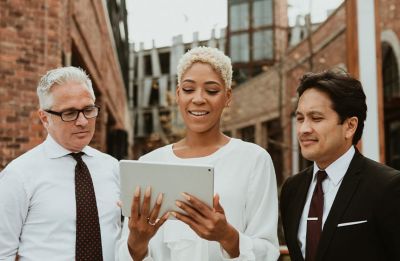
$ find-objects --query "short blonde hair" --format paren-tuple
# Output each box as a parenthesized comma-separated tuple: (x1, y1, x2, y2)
(177, 46, 232, 89)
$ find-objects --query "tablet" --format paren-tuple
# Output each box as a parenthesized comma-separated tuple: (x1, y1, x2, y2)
(120, 160, 214, 218)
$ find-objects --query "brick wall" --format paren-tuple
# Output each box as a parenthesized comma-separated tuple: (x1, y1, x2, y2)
(0, 0, 130, 170)
(380, 0, 400, 37)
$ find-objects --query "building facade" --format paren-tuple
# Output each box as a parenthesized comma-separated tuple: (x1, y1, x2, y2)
(226, 0, 288, 85)
(129, 30, 226, 158)
(222, 0, 400, 188)
(0, 0, 131, 170)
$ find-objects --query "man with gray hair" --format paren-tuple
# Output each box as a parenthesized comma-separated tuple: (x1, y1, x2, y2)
(0, 66, 121, 261)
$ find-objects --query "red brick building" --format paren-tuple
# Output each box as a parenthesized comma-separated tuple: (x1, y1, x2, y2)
(222, 0, 400, 186)
(0, 0, 132, 170)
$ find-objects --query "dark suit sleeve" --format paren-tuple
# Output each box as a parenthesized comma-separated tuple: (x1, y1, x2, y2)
(374, 172, 400, 259)
(280, 177, 289, 227)
(280, 176, 293, 243)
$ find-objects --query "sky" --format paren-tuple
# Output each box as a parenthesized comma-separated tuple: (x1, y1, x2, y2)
(127, 0, 344, 50)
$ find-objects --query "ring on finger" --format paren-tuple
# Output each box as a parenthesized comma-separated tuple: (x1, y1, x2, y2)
(147, 217, 157, 226)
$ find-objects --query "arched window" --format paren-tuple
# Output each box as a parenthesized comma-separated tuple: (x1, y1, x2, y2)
(382, 42, 400, 170)
(382, 43, 400, 101)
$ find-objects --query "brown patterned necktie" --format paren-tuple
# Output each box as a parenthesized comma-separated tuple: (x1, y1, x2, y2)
(306, 170, 328, 261)
(71, 152, 103, 261)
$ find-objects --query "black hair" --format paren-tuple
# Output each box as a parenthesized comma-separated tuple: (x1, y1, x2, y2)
(297, 70, 367, 144)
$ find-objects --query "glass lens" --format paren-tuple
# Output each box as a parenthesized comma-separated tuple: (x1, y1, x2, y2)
(61, 110, 79, 121)
(83, 107, 98, 118)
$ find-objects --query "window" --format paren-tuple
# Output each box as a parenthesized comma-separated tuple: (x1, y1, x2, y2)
(382, 44, 400, 100)
(253, 0, 273, 27)
(230, 2, 249, 31)
(382, 43, 400, 170)
(240, 125, 255, 143)
(230, 33, 250, 62)
(252, 29, 273, 60)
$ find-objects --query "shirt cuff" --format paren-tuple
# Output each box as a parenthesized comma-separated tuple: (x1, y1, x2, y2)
(118, 242, 152, 261)
(220, 231, 255, 260)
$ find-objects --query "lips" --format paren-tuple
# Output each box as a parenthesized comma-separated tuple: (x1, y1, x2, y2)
(73, 131, 89, 136)
(300, 138, 318, 146)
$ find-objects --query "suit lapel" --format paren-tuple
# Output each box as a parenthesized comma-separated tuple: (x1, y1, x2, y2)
(316, 151, 365, 260)
(289, 167, 313, 260)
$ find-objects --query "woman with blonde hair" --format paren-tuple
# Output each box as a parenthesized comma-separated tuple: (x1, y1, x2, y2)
(119, 46, 279, 261)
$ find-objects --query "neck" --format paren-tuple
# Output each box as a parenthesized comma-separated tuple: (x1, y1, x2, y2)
(316, 144, 353, 170)
(173, 130, 230, 158)
(183, 131, 228, 148)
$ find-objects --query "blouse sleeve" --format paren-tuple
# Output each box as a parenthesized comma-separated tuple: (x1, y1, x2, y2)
(220, 150, 280, 260)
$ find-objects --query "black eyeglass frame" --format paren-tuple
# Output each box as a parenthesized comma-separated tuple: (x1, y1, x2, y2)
(45, 105, 100, 122)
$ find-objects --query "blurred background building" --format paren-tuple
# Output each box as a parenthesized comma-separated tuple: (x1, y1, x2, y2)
(1, 0, 399, 179)
(222, 0, 400, 188)
(0, 0, 132, 169)
(128, 29, 226, 158)
(127, 0, 399, 182)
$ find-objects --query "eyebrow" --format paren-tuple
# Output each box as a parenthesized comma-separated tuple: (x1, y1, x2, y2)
(182, 79, 222, 86)
(204, 81, 221, 86)
(295, 110, 324, 116)
(58, 105, 95, 112)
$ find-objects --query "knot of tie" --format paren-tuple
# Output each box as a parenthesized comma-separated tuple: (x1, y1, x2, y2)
(316, 170, 327, 184)
(70, 152, 84, 162)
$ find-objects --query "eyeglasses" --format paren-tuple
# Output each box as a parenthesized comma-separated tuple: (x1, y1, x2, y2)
(45, 105, 100, 122)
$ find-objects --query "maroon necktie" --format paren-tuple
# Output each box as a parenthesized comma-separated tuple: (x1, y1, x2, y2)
(71, 152, 103, 261)
(306, 170, 327, 261)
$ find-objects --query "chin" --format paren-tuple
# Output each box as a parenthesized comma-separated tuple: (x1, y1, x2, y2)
(300, 149, 317, 162)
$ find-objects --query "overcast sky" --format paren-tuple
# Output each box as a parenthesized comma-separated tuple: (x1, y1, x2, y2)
(127, 0, 344, 50)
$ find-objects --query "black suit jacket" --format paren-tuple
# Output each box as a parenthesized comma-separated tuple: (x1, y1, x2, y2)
(280, 150, 400, 261)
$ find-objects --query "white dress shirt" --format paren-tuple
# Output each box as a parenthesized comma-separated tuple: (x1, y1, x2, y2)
(0, 135, 121, 261)
(297, 146, 355, 258)
(118, 138, 280, 261)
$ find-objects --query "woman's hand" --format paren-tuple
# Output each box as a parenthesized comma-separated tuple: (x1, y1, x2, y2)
(127, 186, 169, 261)
(173, 193, 240, 258)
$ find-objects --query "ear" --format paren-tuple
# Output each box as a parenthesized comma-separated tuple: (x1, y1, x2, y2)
(225, 88, 232, 107)
(38, 109, 50, 129)
(344, 116, 358, 140)
(175, 85, 180, 104)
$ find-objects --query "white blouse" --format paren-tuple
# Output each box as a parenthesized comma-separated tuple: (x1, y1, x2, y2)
(118, 138, 279, 261)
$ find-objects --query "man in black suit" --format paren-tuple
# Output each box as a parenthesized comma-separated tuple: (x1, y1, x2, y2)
(280, 71, 400, 261)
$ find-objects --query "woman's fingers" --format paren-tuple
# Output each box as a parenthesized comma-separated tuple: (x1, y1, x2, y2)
(155, 211, 170, 229)
(181, 192, 213, 214)
(140, 186, 152, 217)
(130, 186, 141, 218)
(213, 193, 225, 214)
(172, 211, 198, 229)
(148, 193, 163, 224)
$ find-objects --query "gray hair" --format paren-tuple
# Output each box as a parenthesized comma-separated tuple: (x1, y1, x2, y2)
(177, 46, 233, 89)
(37, 66, 95, 109)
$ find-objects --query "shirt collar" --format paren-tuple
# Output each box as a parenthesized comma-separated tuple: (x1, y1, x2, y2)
(313, 146, 355, 186)
(43, 134, 95, 159)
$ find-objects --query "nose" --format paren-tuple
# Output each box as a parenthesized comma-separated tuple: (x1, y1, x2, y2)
(75, 111, 88, 126)
(297, 118, 312, 136)
(192, 89, 206, 104)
